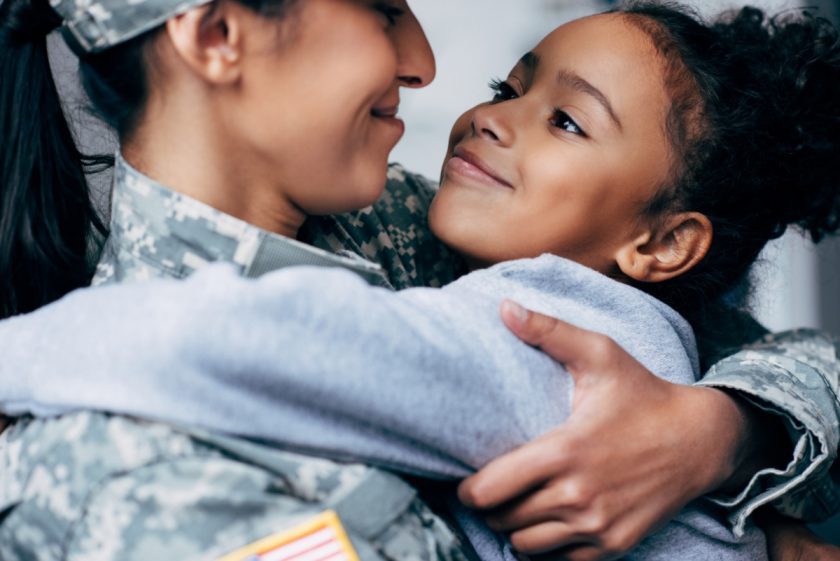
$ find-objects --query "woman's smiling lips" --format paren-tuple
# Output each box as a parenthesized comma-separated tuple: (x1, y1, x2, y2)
(371, 102, 405, 138)
(446, 147, 514, 190)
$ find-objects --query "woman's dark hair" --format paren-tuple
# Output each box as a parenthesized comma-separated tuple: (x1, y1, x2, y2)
(0, 0, 293, 319)
(0, 0, 109, 319)
(80, 0, 296, 138)
(614, 2, 840, 321)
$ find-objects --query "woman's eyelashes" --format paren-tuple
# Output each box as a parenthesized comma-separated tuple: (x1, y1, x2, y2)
(488, 79, 587, 137)
(373, 2, 404, 25)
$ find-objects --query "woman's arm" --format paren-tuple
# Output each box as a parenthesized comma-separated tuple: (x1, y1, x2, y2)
(460, 305, 839, 561)
(763, 516, 840, 561)
(699, 330, 840, 528)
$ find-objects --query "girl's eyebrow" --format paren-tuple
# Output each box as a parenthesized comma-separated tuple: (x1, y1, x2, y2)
(519, 51, 540, 70)
(556, 69, 623, 131)
(519, 50, 623, 131)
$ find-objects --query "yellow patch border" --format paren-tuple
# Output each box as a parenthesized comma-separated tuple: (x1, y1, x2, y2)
(216, 510, 361, 561)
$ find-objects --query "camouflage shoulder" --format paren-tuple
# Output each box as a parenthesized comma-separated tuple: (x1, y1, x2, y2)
(64, 467, 469, 561)
(0, 412, 219, 561)
(377, 164, 467, 288)
(702, 328, 840, 420)
(383, 163, 439, 209)
(702, 328, 838, 411)
(0, 414, 471, 561)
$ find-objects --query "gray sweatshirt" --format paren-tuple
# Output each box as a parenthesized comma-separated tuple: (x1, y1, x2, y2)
(0, 255, 766, 560)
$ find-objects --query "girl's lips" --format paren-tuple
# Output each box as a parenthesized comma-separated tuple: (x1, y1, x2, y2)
(446, 148, 514, 189)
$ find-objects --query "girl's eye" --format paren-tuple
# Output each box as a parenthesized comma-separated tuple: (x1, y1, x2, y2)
(551, 109, 586, 137)
(488, 79, 518, 103)
(374, 2, 404, 25)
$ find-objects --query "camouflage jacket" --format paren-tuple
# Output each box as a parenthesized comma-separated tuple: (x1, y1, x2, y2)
(0, 156, 470, 561)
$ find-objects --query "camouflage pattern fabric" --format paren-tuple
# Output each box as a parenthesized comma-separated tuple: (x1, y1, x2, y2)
(0, 413, 466, 561)
(0, 155, 470, 561)
(700, 329, 840, 532)
(51, 0, 214, 54)
(300, 164, 467, 291)
(93, 154, 396, 288)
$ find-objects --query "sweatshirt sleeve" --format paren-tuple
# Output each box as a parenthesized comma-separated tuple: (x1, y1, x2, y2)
(0, 263, 570, 479)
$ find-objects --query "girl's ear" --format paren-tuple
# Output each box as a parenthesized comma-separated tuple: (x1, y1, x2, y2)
(165, 1, 244, 84)
(615, 212, 713, 284)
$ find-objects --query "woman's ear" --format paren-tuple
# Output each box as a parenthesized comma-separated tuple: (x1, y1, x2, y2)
(615, 212, 713, 284)
(165, 1, 244, 84)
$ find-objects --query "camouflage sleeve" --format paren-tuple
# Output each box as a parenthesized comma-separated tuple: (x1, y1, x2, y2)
(696, 329, 840, 533)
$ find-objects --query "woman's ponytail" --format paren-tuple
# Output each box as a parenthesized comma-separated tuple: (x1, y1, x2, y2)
(0, 0, 108, 319)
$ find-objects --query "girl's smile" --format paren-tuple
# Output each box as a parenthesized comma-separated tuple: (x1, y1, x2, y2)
(445, 146, 514, 191)
(430, 13, 672, 274)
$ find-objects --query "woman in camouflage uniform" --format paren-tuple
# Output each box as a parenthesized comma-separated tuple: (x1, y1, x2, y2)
(0, 1, 473, 560)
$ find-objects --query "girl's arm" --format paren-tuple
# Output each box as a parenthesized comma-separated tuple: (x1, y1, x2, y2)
(0, 263, 571, 478)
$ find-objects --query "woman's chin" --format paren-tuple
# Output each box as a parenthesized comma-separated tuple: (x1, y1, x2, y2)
(342, 161, 392, 211)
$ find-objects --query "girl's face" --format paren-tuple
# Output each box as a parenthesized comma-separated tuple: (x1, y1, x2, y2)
(429, 14, 673, 274)
(231, 0, 434, 215)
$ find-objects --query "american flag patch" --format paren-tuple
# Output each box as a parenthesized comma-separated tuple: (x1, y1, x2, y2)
(216, 511, 361, 561)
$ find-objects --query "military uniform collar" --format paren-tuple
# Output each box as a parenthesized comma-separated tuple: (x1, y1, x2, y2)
(107, 154, 389, 285)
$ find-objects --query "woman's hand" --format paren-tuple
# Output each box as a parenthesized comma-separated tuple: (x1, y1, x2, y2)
(458, 301, 767, 561)
(764, 516, 840, 561)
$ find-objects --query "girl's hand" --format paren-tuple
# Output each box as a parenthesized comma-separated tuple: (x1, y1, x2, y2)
(457, 301, 766, 561)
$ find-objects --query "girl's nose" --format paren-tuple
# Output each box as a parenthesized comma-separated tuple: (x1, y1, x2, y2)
(471, 102, 515, 147)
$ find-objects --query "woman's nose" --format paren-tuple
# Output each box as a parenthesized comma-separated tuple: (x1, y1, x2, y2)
(392, 8, 436, 88)
(471, 102, 515, 146)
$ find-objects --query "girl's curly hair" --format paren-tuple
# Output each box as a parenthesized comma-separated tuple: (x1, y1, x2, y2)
(615, 2, 840, 320)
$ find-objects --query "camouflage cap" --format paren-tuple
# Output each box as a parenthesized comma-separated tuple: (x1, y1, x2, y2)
(51, 0, 213, 54)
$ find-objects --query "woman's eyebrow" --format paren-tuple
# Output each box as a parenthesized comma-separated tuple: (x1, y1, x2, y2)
(556, 69, 623, 131)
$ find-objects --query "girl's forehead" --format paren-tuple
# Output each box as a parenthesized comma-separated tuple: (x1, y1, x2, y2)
(524, 13, 669, 108)
(533, 13, 661, 69)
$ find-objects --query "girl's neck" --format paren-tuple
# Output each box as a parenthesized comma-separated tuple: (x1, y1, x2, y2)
(121, 102, 307, 239)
